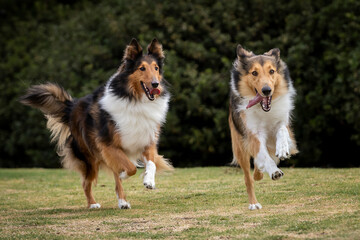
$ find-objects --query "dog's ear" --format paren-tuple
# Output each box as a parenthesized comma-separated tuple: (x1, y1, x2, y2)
(237, 44, 254, 64)
(123, 38, 143, 61)
(147, 38, 165, 60)
(264, 48, 280, 62)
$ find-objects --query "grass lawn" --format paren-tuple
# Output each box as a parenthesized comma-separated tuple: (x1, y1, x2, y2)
(0, 167, 359, 239)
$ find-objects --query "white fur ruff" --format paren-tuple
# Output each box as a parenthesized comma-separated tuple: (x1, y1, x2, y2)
(99, 78, 169, 166)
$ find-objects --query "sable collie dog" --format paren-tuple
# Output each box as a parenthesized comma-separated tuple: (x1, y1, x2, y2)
(229, 45, 298, 210)
(20, 38, 173, 209)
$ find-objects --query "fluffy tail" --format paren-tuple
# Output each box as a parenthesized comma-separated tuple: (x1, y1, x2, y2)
(154, 155, 174, 172)
(19, 83, 72, 116)
(20, 83, 73, 154)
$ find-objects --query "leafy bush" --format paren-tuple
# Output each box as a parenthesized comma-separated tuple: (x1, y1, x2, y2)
(1, 0, 359, 167)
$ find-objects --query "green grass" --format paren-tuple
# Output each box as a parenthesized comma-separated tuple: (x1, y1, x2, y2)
(0, 167, 359, 239)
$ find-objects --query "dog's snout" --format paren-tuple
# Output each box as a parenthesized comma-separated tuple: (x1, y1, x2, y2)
(262, 86, 272, 96)
(151, 81, 159, 88)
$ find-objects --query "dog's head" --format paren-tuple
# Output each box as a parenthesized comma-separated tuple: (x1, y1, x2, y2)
(110, 38, 167, 101)
(232, 45, 290, 112)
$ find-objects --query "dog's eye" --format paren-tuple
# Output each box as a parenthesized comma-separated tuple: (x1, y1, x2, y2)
(252, 71, 258, 76)
(139, 67, 146, 71)
(155, 66, 158, 71)
(269, 69, 275, 74)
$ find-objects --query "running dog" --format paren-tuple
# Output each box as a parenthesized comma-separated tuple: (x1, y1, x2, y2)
(229, 45, 298, 210)
(20, 38, 173, 209)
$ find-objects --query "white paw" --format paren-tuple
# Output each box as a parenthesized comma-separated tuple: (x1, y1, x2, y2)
(270, 168, 284, 180)
(143, 173, 156, 189)
(249, 203, 262, 210)
(119, 171, 129, 180)
(276, 126, 291, 160)
(89, 203, 101, 209)
(143, 159, 156, 189)
(118, 199, 131, 209)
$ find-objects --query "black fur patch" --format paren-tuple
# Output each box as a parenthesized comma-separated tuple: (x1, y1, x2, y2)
(109, 72, 132, 99)
(61, 99, 74, 124)
(229, 92, 246, 137)
(70, 137, 87, 161)
(99, 108, 113, 144)
(282, 64, 291, 86)
(231, 69, 241, 93)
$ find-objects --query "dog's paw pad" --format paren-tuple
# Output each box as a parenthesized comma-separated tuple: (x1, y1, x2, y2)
(271, 170, 284, 180)
(118, 199, 131, 209)
(89, 203, 101, 209)
(249, 203, 262, 210)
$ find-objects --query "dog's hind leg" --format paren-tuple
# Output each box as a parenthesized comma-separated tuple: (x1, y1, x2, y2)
(83, 176, 101, 209)
(79, 163, 101, 209)
(230, 117, 262, 210)
(235, 151, 262, 210)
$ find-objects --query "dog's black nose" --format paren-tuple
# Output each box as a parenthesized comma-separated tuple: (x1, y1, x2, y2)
(151, 82, 159, 88)
(262, 86, 272, 96)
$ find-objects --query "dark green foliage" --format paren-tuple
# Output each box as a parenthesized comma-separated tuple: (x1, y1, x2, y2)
(0, 0, 359, 167)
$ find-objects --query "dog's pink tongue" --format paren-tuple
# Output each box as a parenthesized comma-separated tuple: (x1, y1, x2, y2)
(150, 89, 160, 95)
(246, 93, 263, 109)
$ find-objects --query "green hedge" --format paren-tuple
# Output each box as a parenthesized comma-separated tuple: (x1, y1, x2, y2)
(1, 0, 359, 167)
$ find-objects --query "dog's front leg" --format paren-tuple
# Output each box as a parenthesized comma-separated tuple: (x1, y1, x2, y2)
(275, 125, 292, 160)
(255, 134, 284, 180)
(142, 144, 157, 189)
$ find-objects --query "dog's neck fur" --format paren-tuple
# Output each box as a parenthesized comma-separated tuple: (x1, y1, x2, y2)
(99, 73, 169, 164)
(233, 82, 295, 139)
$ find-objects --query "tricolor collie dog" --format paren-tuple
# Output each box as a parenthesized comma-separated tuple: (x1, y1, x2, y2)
(20, 38, 173, 209)
(229, 45, 298, 210)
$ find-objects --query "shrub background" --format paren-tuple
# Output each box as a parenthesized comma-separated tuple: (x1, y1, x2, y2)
(1, 0, 359, 167)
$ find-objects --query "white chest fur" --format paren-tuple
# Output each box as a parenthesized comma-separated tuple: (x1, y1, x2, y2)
(238, 89, 295, 138)
(99, 89, 169, 163)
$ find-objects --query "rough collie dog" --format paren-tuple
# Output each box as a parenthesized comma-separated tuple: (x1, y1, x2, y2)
(229, 45, 298, 210)
(20, 38, 173, 209)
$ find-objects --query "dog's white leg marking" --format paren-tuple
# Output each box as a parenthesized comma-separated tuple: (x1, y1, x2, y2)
(119, 171, 129, 180)
(143, 157, 156, 189)
(115, 192, 131, 209)
(89, 203, 101, 209)
(249, 203, 262, 210)
(118, 198, 131, 209)
(255, 135, 284, 181)
(276, 125, 292, 160)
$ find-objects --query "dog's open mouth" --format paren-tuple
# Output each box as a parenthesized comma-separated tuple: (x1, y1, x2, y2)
(140, 81, 160, 101)
(246, 89, 272, 112)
